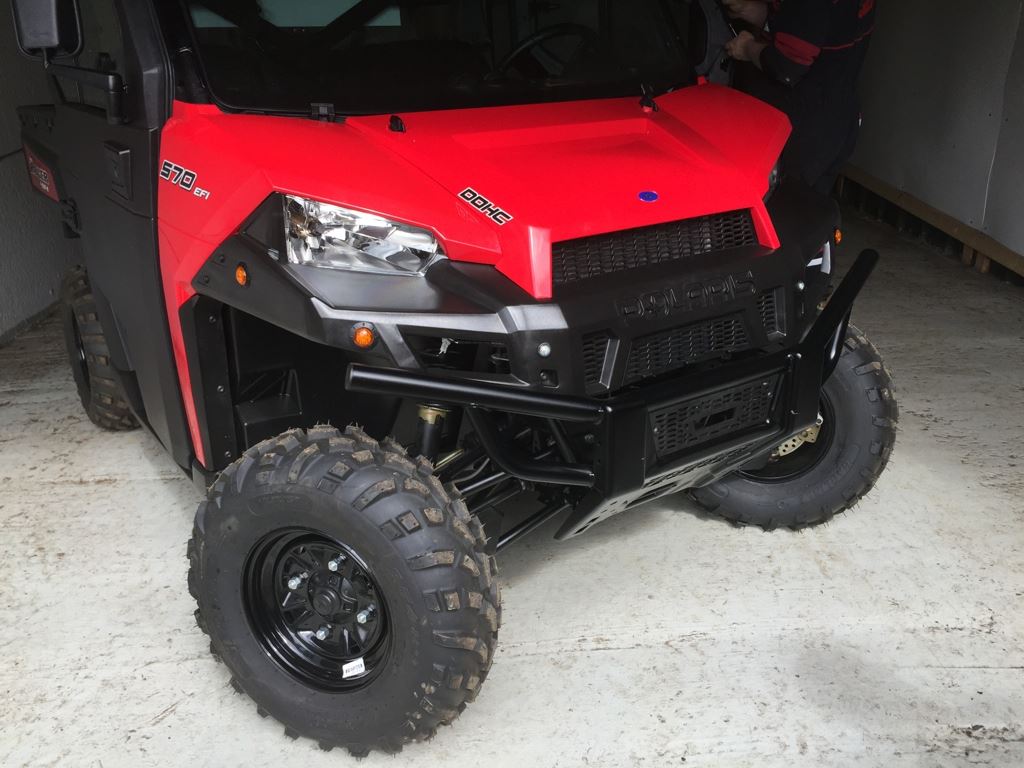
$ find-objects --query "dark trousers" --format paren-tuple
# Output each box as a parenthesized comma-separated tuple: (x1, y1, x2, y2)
(736, 65, 861, 195)
(784, 93, 860, 195)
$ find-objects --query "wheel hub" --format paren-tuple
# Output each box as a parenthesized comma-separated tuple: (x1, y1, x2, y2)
(311, 587, 342, 617)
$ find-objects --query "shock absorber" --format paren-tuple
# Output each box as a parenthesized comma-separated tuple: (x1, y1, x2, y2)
(416, 404, 449, 462)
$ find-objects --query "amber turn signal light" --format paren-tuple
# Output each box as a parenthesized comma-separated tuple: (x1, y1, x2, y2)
(235, 263, 249, 287)
(834, 228, 843, 245)
(352, 325, 376, 349)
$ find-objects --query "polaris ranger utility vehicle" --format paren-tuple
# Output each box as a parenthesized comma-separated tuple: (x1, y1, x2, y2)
(14, 0, 896, 755)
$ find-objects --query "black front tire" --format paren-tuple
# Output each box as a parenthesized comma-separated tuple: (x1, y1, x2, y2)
(690, 326, 897, 530)
(188, 426, 500, 756)
(59, 266, 138, 431)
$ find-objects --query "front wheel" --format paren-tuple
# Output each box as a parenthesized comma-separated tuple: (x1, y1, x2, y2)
(187, 426, 499, 756)
(690, 326, 897, 530)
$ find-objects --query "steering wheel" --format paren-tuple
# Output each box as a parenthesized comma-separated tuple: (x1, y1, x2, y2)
(494, 23, 602, 77)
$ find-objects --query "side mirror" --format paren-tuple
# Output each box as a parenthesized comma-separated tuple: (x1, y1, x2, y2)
(11, 0, 83, 60)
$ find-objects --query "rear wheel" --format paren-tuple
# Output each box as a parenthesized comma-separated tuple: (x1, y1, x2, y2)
(59, 266, 138, 431)
(690, 326, 897, 530)
(188, 426, 499, 756)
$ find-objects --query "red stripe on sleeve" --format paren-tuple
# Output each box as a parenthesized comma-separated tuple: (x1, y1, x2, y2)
(774, 32, 822, 66)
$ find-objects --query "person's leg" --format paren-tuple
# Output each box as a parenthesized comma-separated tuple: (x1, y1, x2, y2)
(785, 97, 859, 195)
(734, 68, 859, 196)
(814, 109, 861, 195)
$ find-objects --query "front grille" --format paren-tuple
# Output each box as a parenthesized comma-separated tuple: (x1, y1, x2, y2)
(581, 331, 611, 387)
(650, 374, 781, 458)
(758, 289, 780, 335)
(553, 210, 758, 286)
(625, 314, 749, 385)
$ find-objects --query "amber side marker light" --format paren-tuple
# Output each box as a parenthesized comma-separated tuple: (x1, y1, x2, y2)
(353, 325, 376, 349)
(835, 228, 843, 245)
(235, 263, 249, 287)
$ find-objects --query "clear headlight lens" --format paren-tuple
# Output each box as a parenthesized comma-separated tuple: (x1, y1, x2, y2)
(283, 195, 444, 275)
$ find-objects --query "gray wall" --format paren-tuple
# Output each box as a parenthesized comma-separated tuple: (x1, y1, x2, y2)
(985, 12, 1024, 255)
(852, 0, 1024, 252)
(0, 16, 79, 341)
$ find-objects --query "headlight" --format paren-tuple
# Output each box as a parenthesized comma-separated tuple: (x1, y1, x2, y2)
(284, 195, 444, 275)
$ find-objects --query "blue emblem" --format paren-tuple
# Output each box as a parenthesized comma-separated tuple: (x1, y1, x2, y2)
(638, 191, 659, 203)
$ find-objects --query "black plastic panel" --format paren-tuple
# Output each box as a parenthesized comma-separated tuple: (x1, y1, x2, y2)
(47, 105, 192, 469)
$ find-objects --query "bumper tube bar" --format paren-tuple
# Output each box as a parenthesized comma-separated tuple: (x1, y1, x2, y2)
(345, 366, 605, 424)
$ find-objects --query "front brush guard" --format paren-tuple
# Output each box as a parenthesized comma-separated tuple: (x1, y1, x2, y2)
(346, 249, 880, 538)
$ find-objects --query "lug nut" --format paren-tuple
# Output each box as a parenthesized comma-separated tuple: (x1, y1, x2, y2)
(287, 571, 310, 591)
(356, 606, 375, 625)
(327, 556, 344, 572)
(315, 625, 330, 641)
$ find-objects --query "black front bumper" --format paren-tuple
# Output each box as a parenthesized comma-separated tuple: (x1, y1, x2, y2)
(347, 249, 878, 538)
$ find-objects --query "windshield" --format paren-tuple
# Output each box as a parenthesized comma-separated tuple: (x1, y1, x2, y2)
(184, 0, 697, 115)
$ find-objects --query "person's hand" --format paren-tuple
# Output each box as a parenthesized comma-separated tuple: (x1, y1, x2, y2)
(721, 0, 769, 27)
(725, 30, 765, 63)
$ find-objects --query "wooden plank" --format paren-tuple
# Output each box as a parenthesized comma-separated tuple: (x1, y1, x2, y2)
(843, 164, 1024, 279)
(961, 244, 975, 266)
(976, 255, 992, 274)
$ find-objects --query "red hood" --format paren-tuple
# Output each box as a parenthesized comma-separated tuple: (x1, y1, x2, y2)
(160, 84, 789, 301)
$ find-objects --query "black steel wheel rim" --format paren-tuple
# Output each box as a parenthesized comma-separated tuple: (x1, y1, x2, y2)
(243, 528, 391, 692)
(739, 394, 837, 483)
(71, 311, 91, 395)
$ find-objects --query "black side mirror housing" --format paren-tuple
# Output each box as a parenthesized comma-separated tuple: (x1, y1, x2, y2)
(11, 0, 83, 59)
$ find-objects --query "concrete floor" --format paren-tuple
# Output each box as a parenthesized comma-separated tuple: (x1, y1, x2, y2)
(2, 213, 1023, 768)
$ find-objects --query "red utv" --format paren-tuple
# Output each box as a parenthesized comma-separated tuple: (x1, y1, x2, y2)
(14, 0, 896, 756)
